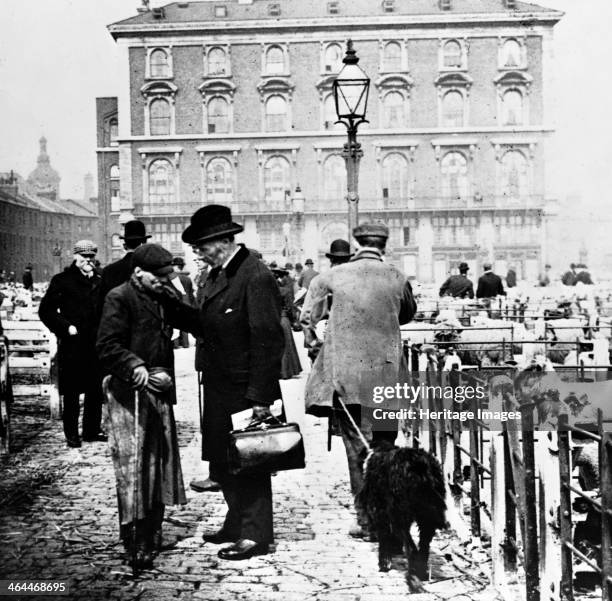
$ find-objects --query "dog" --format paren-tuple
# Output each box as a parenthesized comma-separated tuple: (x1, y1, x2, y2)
(357, 441, 447, 590)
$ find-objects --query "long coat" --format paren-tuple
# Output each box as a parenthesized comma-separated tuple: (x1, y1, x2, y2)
(304, 249, 416, 416)
(168, 244, 284, 464)
(439, 274, 474, 299)
(97, 252, 134, 314)
(476, 272, 506, 298)
(38, 263, 101, 395)
(96, 279, 186, 522)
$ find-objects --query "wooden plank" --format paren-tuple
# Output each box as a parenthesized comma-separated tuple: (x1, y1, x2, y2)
(558, 414, 574, 601)
(9, 357, 50, 369)
(8, 345, 51, 353)
(12, 384, 53, 397)
(5, 331, 51, 341)
(491, 434, 506, 587)
(599, 410, 612, 601)
(1, 320, 45, 330)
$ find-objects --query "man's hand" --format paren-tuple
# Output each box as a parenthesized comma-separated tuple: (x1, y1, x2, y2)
(132, 365, 149, 390)
(68, 325, 78, 336)
(252, 404, 273, 420)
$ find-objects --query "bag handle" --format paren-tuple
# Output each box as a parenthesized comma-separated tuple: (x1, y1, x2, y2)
(243, 414, 284, 431)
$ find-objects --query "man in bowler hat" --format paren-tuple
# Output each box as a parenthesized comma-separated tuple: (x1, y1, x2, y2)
(439, 262, 474, 299)
(163, 204, 284, 560)
(476, 262, 506, 298)
(299, 258, 319, 290)
(98, 220, 151, 310)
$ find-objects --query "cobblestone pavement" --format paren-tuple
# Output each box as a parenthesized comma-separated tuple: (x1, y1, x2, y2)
(0, 342, 501, 601)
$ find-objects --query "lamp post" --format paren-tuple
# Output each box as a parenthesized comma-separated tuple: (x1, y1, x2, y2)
(333, 40, 370, 243)
(292, 185, 305, 262)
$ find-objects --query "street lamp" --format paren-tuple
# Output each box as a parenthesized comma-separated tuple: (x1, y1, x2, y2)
(291, 185, 305, 262)
(333, 40, 370, 241)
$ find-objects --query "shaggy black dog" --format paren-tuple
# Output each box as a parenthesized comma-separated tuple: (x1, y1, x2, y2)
(357, 442, 447, 590)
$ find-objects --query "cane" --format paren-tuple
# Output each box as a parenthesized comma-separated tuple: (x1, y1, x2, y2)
(131, 388, 140, 576)
(197, 371, 203, 434)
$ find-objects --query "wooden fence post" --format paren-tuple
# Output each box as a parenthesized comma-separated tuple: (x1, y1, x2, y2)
(558, 413, 573, 601)
(599, 410, 612, 601)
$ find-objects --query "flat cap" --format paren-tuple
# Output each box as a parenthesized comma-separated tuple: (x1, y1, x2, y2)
(132, 243, 174, 276)
(352, 222, 389, 239)
(73, 240, 97, 256)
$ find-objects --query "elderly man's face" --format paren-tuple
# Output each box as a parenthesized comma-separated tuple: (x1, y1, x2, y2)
(74, 253, 96, 274)
(191, 239, 229, 267)
(135, 267, 170, 293)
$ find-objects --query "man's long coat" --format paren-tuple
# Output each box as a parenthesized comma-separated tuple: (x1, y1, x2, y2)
(38, 263, 101, 394)
(169, 245, 284, 464)
(97, 252, 135, 314)
(304, 249, 416, 416)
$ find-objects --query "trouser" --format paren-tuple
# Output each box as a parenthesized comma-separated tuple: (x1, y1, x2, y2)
(334, 398, 397, 526)
(62, 382, 104, 439)
(210, 462, 274, 544)
(119, 502, 165, 551)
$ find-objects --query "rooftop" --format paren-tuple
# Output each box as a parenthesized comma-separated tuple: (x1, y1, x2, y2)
(109, 0, 562, 35)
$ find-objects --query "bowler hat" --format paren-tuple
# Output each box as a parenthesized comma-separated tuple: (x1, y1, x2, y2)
(132, 243, 174, 276)
(483, 262, 492, 271)
(182, 204, 243, 245)
(325, 239, 353, 259)
(305, 259, 314, 266)
(458, 262, 469, 272)
(353, 222, 389, 239)
(120, 220, 151, 241)
(171, 257, 185, 268)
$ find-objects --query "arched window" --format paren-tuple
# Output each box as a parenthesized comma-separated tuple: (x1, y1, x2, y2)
(206, 157, 233, 203)
(502, 89, 523, 126)
(149, 98, 171, 135)
(383, 91, 405, 128)
(109, 165, 120, 212)
(109, 118, 118, 145)
(323, 94, 342, 130)
(324, 43, 343, 73)
(441, 151, 468, 200)
(382, 153, 408, 199)
(148, 159, 174, 205)
(443, 40, 463, 68)
(501, 39, 521, 68)
(109, 165, 120, 179)
(265, 95, 287, 132)
(265, 46, 285, 75)
(384, 42, 402, 71)
(501, 150, 528, 200)
(207, 96, 229, 133)
(150, 49, 170, 78)
(323, 155, 346, 200)
(264, 155, 290, 201)
(442, 90, 464, 127)
(207, 47, 227, 76)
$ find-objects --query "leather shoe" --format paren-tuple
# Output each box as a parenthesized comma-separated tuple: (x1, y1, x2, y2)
(66, 437, 81, 448)
(190, 478, 221, 493)
(218, 539, 269, 560)
(83, 433, 108, 442)
(202, 530, 236, 544)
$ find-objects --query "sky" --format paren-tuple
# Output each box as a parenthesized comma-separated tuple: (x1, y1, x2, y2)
(0, 0, 610, 208)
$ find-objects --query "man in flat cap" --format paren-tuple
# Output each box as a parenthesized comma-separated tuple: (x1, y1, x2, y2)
(98, 220, 151, 312)
(163, 204, 284, 560)
(96, 243, 187, 570)
(304, 223, 416, 538)
(439, 261, 474, 299)
(39, 240, 106, 447)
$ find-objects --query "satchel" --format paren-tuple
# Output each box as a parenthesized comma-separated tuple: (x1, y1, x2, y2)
(228, 417, 305, 476)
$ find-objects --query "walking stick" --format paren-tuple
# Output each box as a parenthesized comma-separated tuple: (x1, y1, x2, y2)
(132, 388, 140, 576)
(197, 371, 203, 434)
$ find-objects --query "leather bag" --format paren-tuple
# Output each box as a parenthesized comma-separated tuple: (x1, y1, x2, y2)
(228, 418, 305, 476)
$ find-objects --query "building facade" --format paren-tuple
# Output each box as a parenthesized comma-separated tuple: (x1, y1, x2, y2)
(102, 0, 562, 282)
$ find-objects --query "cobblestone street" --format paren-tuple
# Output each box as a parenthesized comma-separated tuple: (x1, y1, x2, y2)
(0, 342, 500, 601)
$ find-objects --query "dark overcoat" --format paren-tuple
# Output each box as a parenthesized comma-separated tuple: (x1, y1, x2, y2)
(476, 272, 506, 298)
(168, 244, 284, 464)
(97, 252, 134, 314)
(439, 274, 474, 299)
(38, 263, 101, 394)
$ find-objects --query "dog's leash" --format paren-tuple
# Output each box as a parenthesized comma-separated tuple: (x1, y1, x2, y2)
(335, 396, 372, 453)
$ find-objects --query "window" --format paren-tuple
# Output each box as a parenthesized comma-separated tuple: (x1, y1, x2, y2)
(327, 1, 339, 14)
(382, 153, 408, 199)
(264, 155, 291, 202)
(109, 118, 118, 146)
(214, 5, 227, 17)
(324, 43, 343, 73)
(111, 234, 121, 248)
(207, 47, 227, 76)
(265, 95, 287, 132)
(441, 151, 468, 200)
(265, 45, 285, 75)
(443, 40, 463, 69)
(383, 91, 405, 128)
(207, 96, 229, 133)
(268, 3, 281, 16)
(501, 150, 528, 200)
(442, 90, 464, 127)
(149, 98, 171, 135)
(383, 0, 395, 13)
(109, 164, 120, 212)
(323, 94, 342, 130)
(502, 89, 523, 126)
(148, 159, 174, 205)
(383, 42, 402, 72)
(501, 39, 521, 69)
(402, 226, 410, 246)
(150, 49, 170, 78)
(206, 157, 233, 203)
(323, 155, 346, 200)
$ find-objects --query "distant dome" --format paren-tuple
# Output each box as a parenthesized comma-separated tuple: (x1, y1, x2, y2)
(27, 136, 60, 198)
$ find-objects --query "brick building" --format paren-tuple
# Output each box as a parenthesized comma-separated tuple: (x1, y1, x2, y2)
(100, 0, 562, 282)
